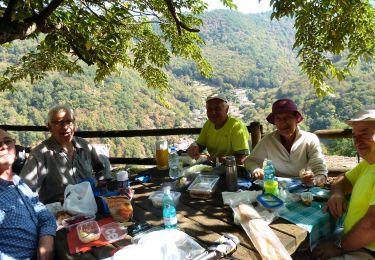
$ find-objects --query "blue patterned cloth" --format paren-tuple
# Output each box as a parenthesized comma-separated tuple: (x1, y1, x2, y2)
(0, 175, 56, 259)
(279, 200, 339, 250)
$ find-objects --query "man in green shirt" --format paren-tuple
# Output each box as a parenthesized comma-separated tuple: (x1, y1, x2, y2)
(312, 109, 375, 259)
(187, 93, 249, 165)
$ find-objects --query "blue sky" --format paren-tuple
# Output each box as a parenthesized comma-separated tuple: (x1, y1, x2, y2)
(206, 0, 272, 13)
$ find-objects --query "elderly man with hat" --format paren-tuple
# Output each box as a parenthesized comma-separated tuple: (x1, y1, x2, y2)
(312, 109, 375, 259)
(245, 99, 327, 186)
(187, 93, 250, 165)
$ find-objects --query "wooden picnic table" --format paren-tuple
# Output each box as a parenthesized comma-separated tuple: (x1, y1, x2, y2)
(55, 167, 309, 260)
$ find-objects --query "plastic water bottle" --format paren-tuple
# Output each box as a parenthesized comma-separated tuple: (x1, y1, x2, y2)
(116, 171, 129, 195)
(168, 147, 180, 179)
(263, 159, 279, 196)
(162, 186, 177, 229)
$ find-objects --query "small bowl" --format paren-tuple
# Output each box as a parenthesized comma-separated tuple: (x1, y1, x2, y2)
(149, 190, 181, 207)
(300, 192, 313, 206)
(77, 220, 101, 243)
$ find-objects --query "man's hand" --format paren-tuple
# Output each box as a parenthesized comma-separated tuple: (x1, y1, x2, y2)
(37, 235, 54, 260)
(300, 170, 315, 186)
(311, 241, 343, 259)
(252, 168, 264, 180)
(187, 143, 201, 159)
(314, 174, 327, 187)
(324, 193, 347, 219)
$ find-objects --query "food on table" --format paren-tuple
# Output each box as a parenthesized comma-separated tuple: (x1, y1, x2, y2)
(185, 164, 213, 174)
(149, 190, 181, 207)
(56, 211, 72, 226)
(300, 192, 313, 206)
(104, 196, 133, 223)
(77, 220, 101, 243)
(62, 214, 95, 229)
(188, 175, 219, 199)
(235, 203, 291, 260)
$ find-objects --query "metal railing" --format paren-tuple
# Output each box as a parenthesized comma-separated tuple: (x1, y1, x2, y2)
(1, 122, 263, 165)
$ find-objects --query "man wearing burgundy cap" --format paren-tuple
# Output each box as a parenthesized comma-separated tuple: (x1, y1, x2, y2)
(245, 99, 327, 186)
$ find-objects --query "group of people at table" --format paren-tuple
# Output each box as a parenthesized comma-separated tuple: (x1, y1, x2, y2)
(0, 94, 374, 259)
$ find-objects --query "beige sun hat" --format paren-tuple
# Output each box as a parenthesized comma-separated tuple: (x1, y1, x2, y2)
(206, 93, 228, 103)
(346, 109, 375, 126)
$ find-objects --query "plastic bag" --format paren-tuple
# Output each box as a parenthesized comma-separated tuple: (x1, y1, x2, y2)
(112, 229, 205, 260)
(63, 181, 98, 216)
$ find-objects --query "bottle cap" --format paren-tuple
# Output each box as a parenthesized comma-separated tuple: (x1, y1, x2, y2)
(225, 156, 236, 166)
(116, 171, 128, 181)
(163, 186, 171, 194)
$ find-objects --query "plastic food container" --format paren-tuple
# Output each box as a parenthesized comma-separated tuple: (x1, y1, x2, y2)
(77, 220, 101, 243)
(101, 222, 128, 243)
(256, 194, 284, 210)
(187, 174, 220, 199)
(300, 191, 313, 206)
(149, 190, 181, 207)
(62, 214, 95, 230)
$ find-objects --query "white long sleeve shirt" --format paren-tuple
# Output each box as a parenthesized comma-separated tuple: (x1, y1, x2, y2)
(245, 129, 328, 178)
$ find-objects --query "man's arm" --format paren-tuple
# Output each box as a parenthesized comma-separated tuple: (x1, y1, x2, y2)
(88, 143, 107, 180)
(37, 235, 54, 260)
(19, 154, 40, 191)
(234, 151, 249, 165)
(187, 142, 205, 159)
(307, 134, 328, 179)
(244, 138, 267, 179)
(340, 205, 375, 252)
(313, 205, 375, 259)
(325, 175, 353, 219)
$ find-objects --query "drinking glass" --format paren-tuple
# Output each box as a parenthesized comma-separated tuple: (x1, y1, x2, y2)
(155, 140, 169, 170)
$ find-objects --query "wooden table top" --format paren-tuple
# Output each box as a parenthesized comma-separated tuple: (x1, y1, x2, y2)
(55, 167, 309, 260)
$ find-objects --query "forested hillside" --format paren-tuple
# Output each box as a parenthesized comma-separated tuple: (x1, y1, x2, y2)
(0, 10, 374, 157)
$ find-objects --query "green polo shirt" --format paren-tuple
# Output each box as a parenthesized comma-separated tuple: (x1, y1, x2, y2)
(197, 116, 249, 158)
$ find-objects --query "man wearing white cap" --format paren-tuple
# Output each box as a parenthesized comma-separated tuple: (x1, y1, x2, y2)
(187, 93, 249, 165)
(312, 109, 375, 259)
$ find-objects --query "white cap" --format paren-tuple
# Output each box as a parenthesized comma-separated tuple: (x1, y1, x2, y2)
(116, 171, 128, 181)
(206, 93, 228, 103)
(163, 186, 171, 194)
(346, 109, 375, 126)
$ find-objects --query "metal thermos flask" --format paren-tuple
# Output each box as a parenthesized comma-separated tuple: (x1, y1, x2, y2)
(225, 156, 238, 192)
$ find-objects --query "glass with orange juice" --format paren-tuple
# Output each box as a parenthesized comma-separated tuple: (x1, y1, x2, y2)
(155, 140, 169, 170)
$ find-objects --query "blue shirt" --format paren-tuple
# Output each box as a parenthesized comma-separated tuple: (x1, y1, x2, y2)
(0, 175, 56, 259)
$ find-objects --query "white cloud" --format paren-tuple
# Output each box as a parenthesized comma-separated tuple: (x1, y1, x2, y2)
(205, 0, 272, 14)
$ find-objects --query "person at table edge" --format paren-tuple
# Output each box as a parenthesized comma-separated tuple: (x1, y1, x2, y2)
(0, 129, 56, 260)
(245, 99, 327, 186)
(187, 93, 250, 165)
(312, 108, 375, 259)
(20, 105, 111, 204)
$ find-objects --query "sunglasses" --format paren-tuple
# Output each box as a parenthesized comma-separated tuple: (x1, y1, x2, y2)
(0, 138, 15, 147)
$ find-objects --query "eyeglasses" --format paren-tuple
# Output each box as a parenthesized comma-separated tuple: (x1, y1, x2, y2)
(0, 138, 15, 147)
(52, 120, 75, 127)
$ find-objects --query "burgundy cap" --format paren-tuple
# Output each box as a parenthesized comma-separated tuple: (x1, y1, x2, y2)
(266, 99, 304, 124)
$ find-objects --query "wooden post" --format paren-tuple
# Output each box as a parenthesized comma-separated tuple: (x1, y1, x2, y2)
(248, 122, 262, 150)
